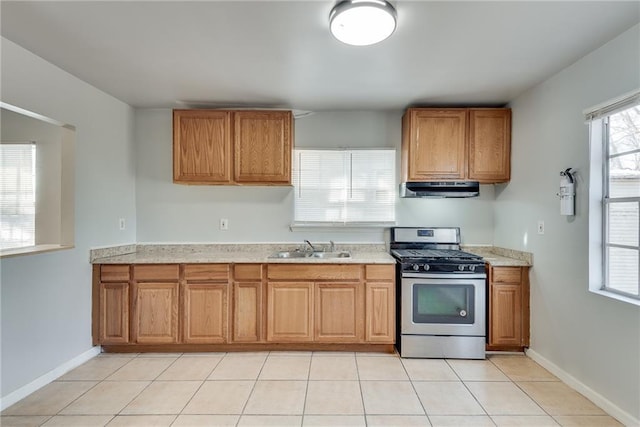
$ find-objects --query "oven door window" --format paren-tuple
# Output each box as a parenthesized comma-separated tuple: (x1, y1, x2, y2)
(412, 284, 474, 325)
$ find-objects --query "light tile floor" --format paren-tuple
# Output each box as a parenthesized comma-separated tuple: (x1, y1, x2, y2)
(1, 352, 623, 427)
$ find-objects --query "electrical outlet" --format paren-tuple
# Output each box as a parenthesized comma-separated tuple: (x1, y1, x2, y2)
(220, 218, 229, 230)
(537, 220, 545, 235)
(119, 218, 126, 230)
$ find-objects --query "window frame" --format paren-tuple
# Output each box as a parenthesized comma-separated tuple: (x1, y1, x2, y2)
(0, 102, 75, 258)
(587, 90, 640, 305)
(291, 148, 397, 228)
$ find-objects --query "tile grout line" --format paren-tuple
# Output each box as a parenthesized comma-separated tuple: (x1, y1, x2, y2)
(444, 358, 495, 425)
(168, 352, 227, 425)
(351, 352, 368, 426)
(398, 356, 430, 425)
(112, 354, 181, 419)
(487, 355, 554, 420)
(236, 351, 270, 426)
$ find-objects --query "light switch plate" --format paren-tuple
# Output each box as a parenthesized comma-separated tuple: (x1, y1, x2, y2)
(537, 220, 545, 235)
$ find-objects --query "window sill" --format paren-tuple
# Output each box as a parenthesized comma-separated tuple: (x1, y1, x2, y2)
(0, 244, 74, 259)
(290, 222, 396, 232)
(589, 288, 640, 307)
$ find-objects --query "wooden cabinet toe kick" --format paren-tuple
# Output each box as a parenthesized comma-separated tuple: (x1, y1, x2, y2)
(101, 343, 395, 354)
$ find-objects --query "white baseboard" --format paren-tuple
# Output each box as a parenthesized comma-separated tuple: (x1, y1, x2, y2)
(1, 346, 101, 411)
(526, 348, 639, 427)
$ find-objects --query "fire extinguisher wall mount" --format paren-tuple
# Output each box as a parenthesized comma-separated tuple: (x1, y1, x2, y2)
(558, 168, 576, 216)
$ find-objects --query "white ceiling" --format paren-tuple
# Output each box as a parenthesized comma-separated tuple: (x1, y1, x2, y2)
(1, 1, 639, 111)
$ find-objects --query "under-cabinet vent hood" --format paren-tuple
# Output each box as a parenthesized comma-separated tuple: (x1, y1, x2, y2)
(400, 181, 480, 198)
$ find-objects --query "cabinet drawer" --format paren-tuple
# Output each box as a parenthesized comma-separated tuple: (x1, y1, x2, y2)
(492, 267, 522, 283)
(365, 265, 395, 280)
(184, 264, 229, 281)
(268, 264, 361, 281)
(234, 264, 263, 281)
(133, 264, 179, 281)
(100, 265, 130, 282)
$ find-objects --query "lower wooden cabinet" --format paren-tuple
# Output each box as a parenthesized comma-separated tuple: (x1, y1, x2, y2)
(93, 262, 396, 349)
(233, 264, 263, 342)
(97, 265, 130, 345)
(267, 282, 314, 342)
(364, 264, 395, 343)
(315, 283, 363, 342)
(183, 264, 230, 344)
(99, 282, 129, 344)
(487, 265, 530, 350)
(183, 283, 227, 343)
(365, 282, 395, 342)
(133, 282, 179, 344)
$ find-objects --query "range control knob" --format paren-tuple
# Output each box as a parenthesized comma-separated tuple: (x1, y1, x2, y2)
(458, 264, 465, 271)
(424, 264, 430, 271)
(412, 264, 420, 271)
(469, 265, 476, 272)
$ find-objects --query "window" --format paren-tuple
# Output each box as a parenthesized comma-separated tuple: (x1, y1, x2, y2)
(0, 142, 36, 249)
(587, 90, 640, 303)
(292, 149, 396, 225)
(0, 102, 75, 257)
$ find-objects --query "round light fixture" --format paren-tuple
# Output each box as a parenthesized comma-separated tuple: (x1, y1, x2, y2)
(329, 0, 397, 46)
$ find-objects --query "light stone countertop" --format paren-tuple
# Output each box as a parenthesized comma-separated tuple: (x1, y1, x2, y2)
(90, 243, 396, 265)
(90, 243, 530, 267)
(462, 246, 533, 267)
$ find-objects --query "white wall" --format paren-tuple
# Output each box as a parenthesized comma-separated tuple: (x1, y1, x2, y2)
(135, 109, 495, 245)
(495, 24, 640, 420)
(0, 38, 137, 397)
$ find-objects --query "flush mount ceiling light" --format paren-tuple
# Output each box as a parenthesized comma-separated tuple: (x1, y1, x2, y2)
(329, 0, 397, 46)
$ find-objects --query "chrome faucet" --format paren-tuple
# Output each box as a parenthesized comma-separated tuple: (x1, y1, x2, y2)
(329, 240, 335, 252)
(304, 240, 316, 253)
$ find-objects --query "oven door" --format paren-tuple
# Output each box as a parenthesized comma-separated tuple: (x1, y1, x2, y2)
(401, 274, 485, 336)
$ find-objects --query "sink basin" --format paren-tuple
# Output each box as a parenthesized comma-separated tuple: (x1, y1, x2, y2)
(269, 251, 309, 259)
(268, 250, 352, 259)
(309, 251, 351, 259)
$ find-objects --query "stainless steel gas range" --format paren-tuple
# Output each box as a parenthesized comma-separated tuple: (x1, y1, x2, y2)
(391, 227, 486, 359)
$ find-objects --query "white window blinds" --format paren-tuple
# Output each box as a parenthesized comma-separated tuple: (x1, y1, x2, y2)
(0, 142, 36, 249)
(292, 149, 396, 225)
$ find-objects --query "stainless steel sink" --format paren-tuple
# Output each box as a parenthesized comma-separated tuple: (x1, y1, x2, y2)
(268, 250, 352, 259)
(269, 251, 309, 258)
(309, 251, 351, 259)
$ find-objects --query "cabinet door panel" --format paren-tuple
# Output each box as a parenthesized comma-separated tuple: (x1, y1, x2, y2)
(365, 282, 395, 343)
(315, 283, 363, 342)
(184, 283, 228, 343)
(468, 109, 511, 183)
(233, 282, 262, 342)
(267, 282, 313, 342)
(173, 110, 232, 183)
(490, 283, 522, 346)
(407, 109, 467, 180)
(234, 111, 292, 184)
(133, 282, 179, 344)
(100, 282, 129, 344)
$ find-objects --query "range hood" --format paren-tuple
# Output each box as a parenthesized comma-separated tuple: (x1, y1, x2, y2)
(400, 181, 480, 198)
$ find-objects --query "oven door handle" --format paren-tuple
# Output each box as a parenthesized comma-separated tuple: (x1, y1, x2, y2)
(401, 272, 487, 280)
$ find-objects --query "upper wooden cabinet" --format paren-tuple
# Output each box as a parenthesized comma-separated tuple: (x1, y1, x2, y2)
(173, 110, 232, 184)
(402, 108, 511, 183)
(173, 110, 292, 185)
(234, 111, 292, 184)
(468, 109, 511, 182)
